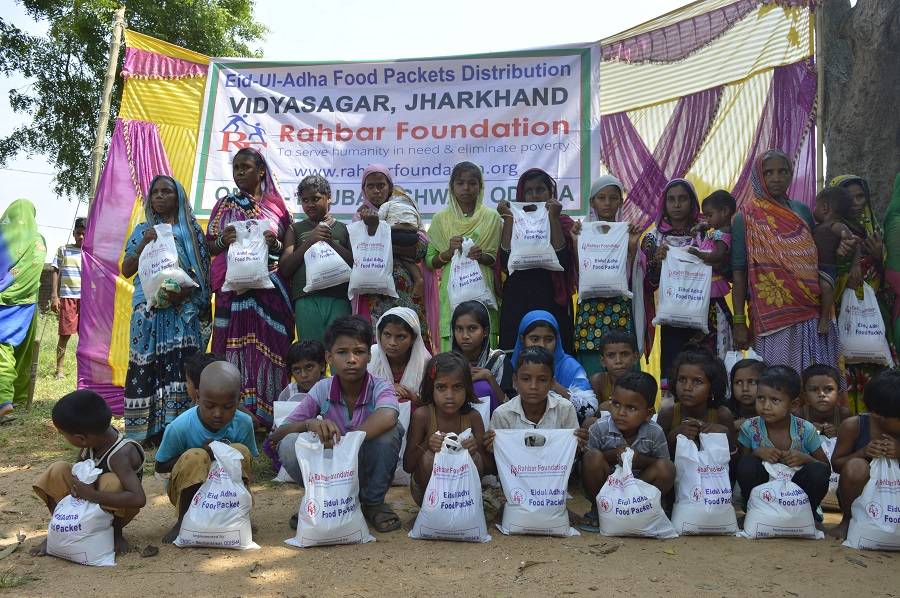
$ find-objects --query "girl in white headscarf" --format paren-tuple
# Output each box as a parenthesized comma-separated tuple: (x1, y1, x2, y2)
(368, 306, 432, 402)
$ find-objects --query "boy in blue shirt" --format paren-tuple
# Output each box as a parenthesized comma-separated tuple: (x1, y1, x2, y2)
(155, 361, 258, 543)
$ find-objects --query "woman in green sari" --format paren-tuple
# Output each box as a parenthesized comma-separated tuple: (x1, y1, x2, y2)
(0, 199, 46, 420)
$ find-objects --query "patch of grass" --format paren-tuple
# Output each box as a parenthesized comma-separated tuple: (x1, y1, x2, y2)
(0, 568, 33, 589)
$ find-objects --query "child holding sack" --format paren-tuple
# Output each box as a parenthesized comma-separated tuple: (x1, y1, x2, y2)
(279, 175, 353, 343)
(154, 361, 258, 543)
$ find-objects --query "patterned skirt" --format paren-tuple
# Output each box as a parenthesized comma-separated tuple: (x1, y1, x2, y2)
(755, 317, 843, 389)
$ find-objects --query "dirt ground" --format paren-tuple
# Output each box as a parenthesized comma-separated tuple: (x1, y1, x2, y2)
(1, 447, 898, 598)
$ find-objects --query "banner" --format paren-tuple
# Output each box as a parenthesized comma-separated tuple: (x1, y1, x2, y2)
(190, 46, 601, 217)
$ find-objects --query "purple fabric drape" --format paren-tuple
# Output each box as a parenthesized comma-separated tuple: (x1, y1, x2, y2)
(121, 47, 208, 79)
(731, 59, 817, 208)
(78, 119, 173, 414)
(601, 86, 723, 229)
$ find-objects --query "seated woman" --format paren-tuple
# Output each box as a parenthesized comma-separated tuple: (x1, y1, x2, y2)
(367, 307, 431, 406)
(451, 300, 511, 413)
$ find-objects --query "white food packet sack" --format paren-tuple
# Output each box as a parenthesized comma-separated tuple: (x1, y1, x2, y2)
(138, 223, 197, 308)
(285, 430, 374, 547)
(409, 430, 491, 542)
(348, 220, 398, 299)
(507, 202, 562, 273)
(819, 436, 841, 511)
(652, 247, 712, 333)
(577, 221, 632, 301)
(46, 459, 115, 566)
(447, 237, 497, 311)
(174, 441, 258, 549)
(222, 219, 275, 293)
(672, 433, 737, 535)
(391, 401, 412, 486)
(844, 457, 900, 551)
(272, 400, 301, 484)
(838, 284, 894, 366)
(303, 239, 351, 293)
(493, 429, 578, 537)
(596, 448, 678, 538)
(739, 462, 823, 539)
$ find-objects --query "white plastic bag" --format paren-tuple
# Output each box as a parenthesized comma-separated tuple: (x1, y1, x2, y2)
(577, 221, 632, 301)
(493, 429, 578, 537)
(447, 237, 497, 310)
(303, 239, 351, 293)
(391, 401, 412, 486)
(843, 457, 900, 550)
(138, 223, 197, 308)
(672, 433, 737, 535)
(473, 397, 490, 432)
(839, 284, 893, 366)
(652, 248, 712, 333)
(739, 462, 823, 539)
(723, 348, 762, 378)
(819, 436, 840, 511)
(272, 401, 301, 484)
(409, 430, 491, 542)
(347, 220, 398, 299)
(222, 219, 274, 293)
(174, 441, 258, 549)
(507, 202, 563, 273)
(596, 448, 678, 538)
(285, 430, 374, 547)
(46, 459, 115, 566)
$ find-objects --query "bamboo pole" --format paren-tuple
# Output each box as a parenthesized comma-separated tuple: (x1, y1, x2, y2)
(815, 4, 825, 191)
(89, 6, 126, 203)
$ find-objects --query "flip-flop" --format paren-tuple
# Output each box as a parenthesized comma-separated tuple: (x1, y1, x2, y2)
(0, 415, 16, 426)
(362, 503, 401, 533)
(289, 513, 298, 530)
(575, 509, 600, 533)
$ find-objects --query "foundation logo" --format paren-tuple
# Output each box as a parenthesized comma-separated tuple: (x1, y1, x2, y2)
(219, 113, 268, 151)
(305, 498, 317, 518)
(761, 489, 775, 503)
(426, 489, 439, 510)
(691, 486, 703, 502)
(866, 501, 881, 519)
(509, 487, 526, 505)
(598, 496, 612, 513)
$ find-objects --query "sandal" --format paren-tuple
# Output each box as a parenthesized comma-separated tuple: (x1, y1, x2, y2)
(289, 513, 298, 530)
(362, 502, 401, 533)
(574, 508, 600, 533)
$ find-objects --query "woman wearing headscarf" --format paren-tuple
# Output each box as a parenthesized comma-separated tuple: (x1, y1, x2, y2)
(427, 161, 502, 351)
(206, 148, 294, 429)
(731, 149, 840, 378)
(496, 168, 576, 352)
(368, 306, 431, 403)
(122, 176, 210, 443)
(354, 165, 436, 351)
(0, 199, 46, 421)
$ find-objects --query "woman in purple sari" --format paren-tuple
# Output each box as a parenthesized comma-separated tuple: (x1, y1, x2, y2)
(206, 148, 295, 428)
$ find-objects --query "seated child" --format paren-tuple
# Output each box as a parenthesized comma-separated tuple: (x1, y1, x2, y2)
(403, 352, 485, 506)
(729, 358, 765, 430)
(154, 361, 258, 543)
(582, 372, 674, 523)
(277, 340, 327, 401)
(589, 329, 640, 417)
(737, 365, 831, 519)
(268, 316, 403, 533)
(812, 186, 858, 334)
(451, 300, 511, 410)
(688, 190, 736, 302)
(184, 352, 223, 404)
(796, 364, 849, 438)
(829, 369, 900, 540)
(374, 186, 425, 298)
(657, 347, 736, 457)
(33, 390, 146, 555)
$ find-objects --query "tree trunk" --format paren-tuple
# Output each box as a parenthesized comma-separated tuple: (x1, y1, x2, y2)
(821, 0, 900, 215)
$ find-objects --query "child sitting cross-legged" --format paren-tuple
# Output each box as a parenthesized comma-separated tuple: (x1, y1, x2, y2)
(32, 390, 147, 555)
(729, 358, 765, 430)
(278, 340, 327, 401)
(795, 364, 849, 438)
(581, 372, 674, 529)
(587, 329, 640, 423)
(184, 352, 223, 405)
(155, 361, 258, 543)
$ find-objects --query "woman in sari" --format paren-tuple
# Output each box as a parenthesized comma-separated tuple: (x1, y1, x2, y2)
(830, 174, 895, 413)
(354, 164, 436, 350)
(427, 161, 502, 351)
(206, 148, 294, 429)
(732, 149, 840, 377)
(122, 176, 210, 443)
(0, 199, 45, 421)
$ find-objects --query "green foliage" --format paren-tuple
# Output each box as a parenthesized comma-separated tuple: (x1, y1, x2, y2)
(0, 1, 266, 199)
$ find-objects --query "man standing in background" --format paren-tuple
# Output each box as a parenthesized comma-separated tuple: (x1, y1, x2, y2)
(50, 217, 84, 379)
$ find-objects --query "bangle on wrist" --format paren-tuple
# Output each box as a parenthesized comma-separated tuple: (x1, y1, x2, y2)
(216, 236, 225, 250)
(733, 314, 747, 325)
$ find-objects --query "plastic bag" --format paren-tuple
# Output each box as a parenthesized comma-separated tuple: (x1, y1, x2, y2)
(348, 220, 398, 299)
(577, 220, 632, 301)
(493, 429, 578, 536)
(819, 436, 841, 511)
(507, 202, 563, 273)
(596, 448, 678, 538)
(844, 457, 900, 550)
(409, 430, 491, 542)
(739, 461, 823, 539)
(672, 433, 737, 535)
(222, 219, 274, 293)
(391, 401, 412, 486)
(447, 237, 497, 310)
(723, 348, 762, 378)
(138, 223, 197, 308)
(46, 459, 115, 566)
(303, 239, 351, 293)
(174, 441, 258, 549)
(472, 397, 490, 432)
(652, 248, 712, 333)
(285, 430, 374, 547)
(838, 284, 893, 366)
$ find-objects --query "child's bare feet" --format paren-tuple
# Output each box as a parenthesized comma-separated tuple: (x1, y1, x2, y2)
(29, 538, 47, 556)
(829, 518, 850, 541)
(113, 528, 132, 555)
(162, 521, 181, 544)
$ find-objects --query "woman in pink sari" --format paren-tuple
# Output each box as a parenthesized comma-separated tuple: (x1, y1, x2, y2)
(206, 148, 295, 428)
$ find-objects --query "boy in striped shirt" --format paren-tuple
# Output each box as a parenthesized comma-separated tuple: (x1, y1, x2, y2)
(51, 218, 84, 379)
